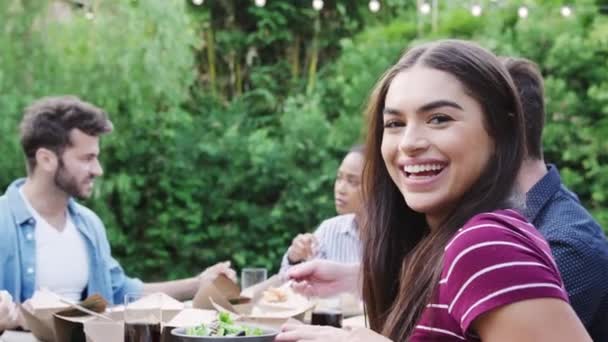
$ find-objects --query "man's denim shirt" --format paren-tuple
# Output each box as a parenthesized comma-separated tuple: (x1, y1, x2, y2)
(0, 179, 143, 305)
(523, 165, 608, 341)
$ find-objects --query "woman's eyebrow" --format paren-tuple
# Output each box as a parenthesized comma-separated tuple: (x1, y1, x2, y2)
(416, 100, 463, 113)
(382, 100, 463, 116)
(382, 107, 401, 116)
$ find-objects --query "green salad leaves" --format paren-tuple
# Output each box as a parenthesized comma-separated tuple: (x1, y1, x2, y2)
(186, 312, 264, 337)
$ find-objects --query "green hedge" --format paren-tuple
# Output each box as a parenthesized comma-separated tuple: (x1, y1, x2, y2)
(320, 0, 608, 232)
(1, 0, 606, 282)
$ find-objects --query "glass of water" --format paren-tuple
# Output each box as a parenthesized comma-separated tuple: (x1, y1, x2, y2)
(241, 268, 267, 289)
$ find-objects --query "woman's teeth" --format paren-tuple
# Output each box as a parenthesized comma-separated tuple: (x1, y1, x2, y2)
(403, 164, 444, 174)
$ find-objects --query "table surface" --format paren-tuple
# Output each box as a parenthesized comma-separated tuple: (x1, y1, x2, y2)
(2, 315, 367, 342)
(0, 331, 41, 342)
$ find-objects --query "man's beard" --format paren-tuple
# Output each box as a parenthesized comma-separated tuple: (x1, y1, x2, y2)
(54, 159, 91, 199)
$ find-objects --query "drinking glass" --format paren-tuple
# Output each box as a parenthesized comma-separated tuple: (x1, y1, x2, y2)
(311, 309, 343, 328)
(241, 268, 267, 289)
(124, 293, 162, 342)
(311, 295, 343, 328)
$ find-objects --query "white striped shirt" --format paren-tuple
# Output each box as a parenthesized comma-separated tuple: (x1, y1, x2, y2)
(280, 214, 361, 273)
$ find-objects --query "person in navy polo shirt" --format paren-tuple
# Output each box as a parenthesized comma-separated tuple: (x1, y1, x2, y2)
(504, 57, 608, 341)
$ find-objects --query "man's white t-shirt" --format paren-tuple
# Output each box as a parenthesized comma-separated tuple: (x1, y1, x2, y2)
(19, 188, 89, 301)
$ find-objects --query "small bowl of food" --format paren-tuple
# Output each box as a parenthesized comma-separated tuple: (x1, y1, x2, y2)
(171, 312, 279, 341)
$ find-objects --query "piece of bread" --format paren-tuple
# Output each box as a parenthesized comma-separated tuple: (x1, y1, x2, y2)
(262, 287, 288, 303)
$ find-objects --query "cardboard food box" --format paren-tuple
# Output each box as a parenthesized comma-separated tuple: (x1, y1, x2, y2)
(53, 311, 121, 342)
(163, 308, 217, 327)
(20, 291, 189, 342)
(16, 276, 311, 341)
(192, 274, 314, 328)
(20, 290, 73, 342)
(64, 293, 185, 342)
(77, 307, 217, 342)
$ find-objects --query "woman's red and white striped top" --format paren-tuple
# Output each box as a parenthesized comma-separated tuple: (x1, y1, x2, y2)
(410, 209, 568, 341)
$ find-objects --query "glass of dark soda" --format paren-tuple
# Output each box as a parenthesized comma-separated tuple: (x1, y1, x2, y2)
(124, 293, 162, 342)
(311, 308, 343, 328)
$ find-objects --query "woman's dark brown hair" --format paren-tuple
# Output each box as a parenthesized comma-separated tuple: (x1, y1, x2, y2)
(360, 40, 526, 340)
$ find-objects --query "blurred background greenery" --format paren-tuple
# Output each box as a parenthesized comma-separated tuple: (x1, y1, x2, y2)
(1, 0, 607, 280)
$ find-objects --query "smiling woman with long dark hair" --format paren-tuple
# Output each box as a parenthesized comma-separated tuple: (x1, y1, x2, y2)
(276, 40, 590, 342)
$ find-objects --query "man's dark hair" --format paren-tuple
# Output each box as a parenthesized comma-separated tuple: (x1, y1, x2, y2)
(20, 95, 113, 171)
(501, 57, 545, 160)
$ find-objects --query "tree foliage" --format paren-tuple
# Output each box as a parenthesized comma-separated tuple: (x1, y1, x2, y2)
(1, 0, 606, 280)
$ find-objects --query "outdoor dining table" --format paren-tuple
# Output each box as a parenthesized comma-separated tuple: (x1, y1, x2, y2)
(0, 331, 40, 342)
(0, 299, 198, 342)
(1, 314, 367, 342)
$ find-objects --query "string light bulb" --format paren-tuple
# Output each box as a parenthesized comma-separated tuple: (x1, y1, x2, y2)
(255, 0, 266, 7)
(419, 3, 431, 15)
(471, 4, 482, 17)
(192, 0, 204, 5)
(561, 5, 572, 17)
(518, 6, 528, 18)
(312, 0, 324, 11)
(369, 0, 380, 13)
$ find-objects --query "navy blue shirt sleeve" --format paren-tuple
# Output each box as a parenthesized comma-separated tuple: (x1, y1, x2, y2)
(525, 165, 608, 341)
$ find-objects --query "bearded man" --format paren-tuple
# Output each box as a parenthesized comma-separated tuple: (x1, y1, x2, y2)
(0, 96, 235, 331)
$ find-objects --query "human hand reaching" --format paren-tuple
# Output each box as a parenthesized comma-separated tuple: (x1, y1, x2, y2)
(287, 233, 318, 264)
(198, 261, 237, 284)
(287, 260, 360, 298)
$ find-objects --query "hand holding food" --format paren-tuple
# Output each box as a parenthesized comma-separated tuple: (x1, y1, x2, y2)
(287, 260, 360, 298)
(287, 233, 317, 264)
